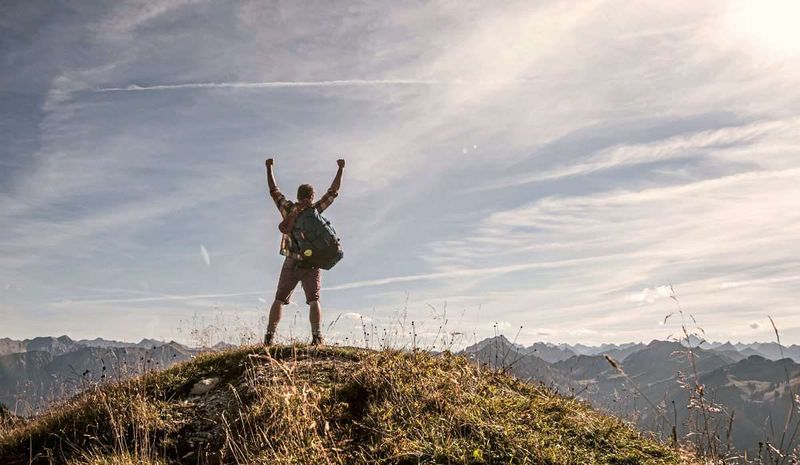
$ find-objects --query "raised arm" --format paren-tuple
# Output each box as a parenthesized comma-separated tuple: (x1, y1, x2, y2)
(314, 159, 345, 213)
(265, 158, 278, 192)
(329, 159, 345, 193)
(266, 158, 292, 215)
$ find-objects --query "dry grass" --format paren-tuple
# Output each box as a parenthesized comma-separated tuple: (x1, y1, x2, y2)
(1, 345, 693, 465)
(66, 453, 166, 465)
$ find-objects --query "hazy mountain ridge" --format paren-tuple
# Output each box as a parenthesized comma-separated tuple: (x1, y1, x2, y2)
(689, 337, 800, 362)
(656, 355, 800, 453)
(463, 335, 574, 388)
(465, 335, 800, 365)
(465, 336, 800, 454)
(0, 335, 172, 356)
(0, 336, 198, 415)
(524, 341, 577, 363)
(464, 337, 648, 365)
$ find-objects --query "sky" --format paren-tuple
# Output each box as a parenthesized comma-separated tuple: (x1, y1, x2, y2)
(1, 0, 799, 347)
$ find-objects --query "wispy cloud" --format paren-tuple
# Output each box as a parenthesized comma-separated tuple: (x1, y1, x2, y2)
(719, 275, 800, 290)
(94, 79, 443, 93)
(53, 290, 270, 306)
(477, 119, 792, 191)
(324, 252, 656, 291)
(422, 165, 800, 342)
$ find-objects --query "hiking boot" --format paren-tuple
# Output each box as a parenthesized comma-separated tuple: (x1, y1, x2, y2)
(311, 334, 324, 346)
(263, 333, 274, 347)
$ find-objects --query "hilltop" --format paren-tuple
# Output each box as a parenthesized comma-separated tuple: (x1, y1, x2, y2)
(0, 345, 691, 465)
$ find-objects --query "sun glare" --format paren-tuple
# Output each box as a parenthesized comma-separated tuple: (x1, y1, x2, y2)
(728, 0, 800, 57)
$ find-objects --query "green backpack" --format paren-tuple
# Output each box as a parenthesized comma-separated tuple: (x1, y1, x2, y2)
(290, 208, 344, 270)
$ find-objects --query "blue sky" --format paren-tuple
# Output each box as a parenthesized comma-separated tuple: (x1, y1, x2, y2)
(1, 0, 799, 346)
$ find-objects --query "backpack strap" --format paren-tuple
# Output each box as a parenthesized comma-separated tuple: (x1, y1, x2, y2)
(279, 199, 312, 234)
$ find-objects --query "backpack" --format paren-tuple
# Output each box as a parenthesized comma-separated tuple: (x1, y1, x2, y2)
(290, 207, 343, 270)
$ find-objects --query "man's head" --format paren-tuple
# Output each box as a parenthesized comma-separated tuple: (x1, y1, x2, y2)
(297, 184, 315, 202)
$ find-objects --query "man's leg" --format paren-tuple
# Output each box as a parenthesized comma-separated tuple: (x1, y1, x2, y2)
(267, 258, 300, 344)
(309, 300, 322, 337)
(266, 299, 284, 336)
(300, 267, 323, 343)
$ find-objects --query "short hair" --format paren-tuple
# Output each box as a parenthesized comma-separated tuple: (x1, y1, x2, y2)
(297, 184, 315, 202)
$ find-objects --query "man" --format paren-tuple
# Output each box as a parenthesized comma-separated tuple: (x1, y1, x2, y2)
(264, 157, 345, 346)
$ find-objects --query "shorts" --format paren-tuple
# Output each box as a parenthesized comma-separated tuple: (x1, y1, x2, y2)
(275, 257, 321, 304)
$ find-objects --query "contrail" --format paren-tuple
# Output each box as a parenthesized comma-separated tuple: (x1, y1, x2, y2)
(95, 79, 441, 92)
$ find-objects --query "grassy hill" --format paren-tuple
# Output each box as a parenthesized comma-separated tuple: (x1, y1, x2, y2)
(0, 345, 694, 465)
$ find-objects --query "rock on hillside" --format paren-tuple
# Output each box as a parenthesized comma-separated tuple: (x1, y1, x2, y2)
(0, 346, 692, 465)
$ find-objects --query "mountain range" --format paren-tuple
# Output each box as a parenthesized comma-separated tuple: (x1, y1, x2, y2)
(0, 335, 204, 415)
(464, 335, 800, 454)
(3, 333, 799, 454)
(0, 336, 173, 357)
(464, 336, 800, 365)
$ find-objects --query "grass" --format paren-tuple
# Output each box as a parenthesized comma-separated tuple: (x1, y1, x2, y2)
(66, 453, 166, 465)
(0, 345, 695, 465)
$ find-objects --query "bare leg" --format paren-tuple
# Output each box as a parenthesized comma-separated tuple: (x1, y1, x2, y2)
(267, 299, 284, 336)
(309, 300, 322, 337)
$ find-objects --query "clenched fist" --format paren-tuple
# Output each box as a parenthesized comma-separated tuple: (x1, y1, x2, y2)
(337, 159, 345, 168)
(265, 158, 274, 168)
